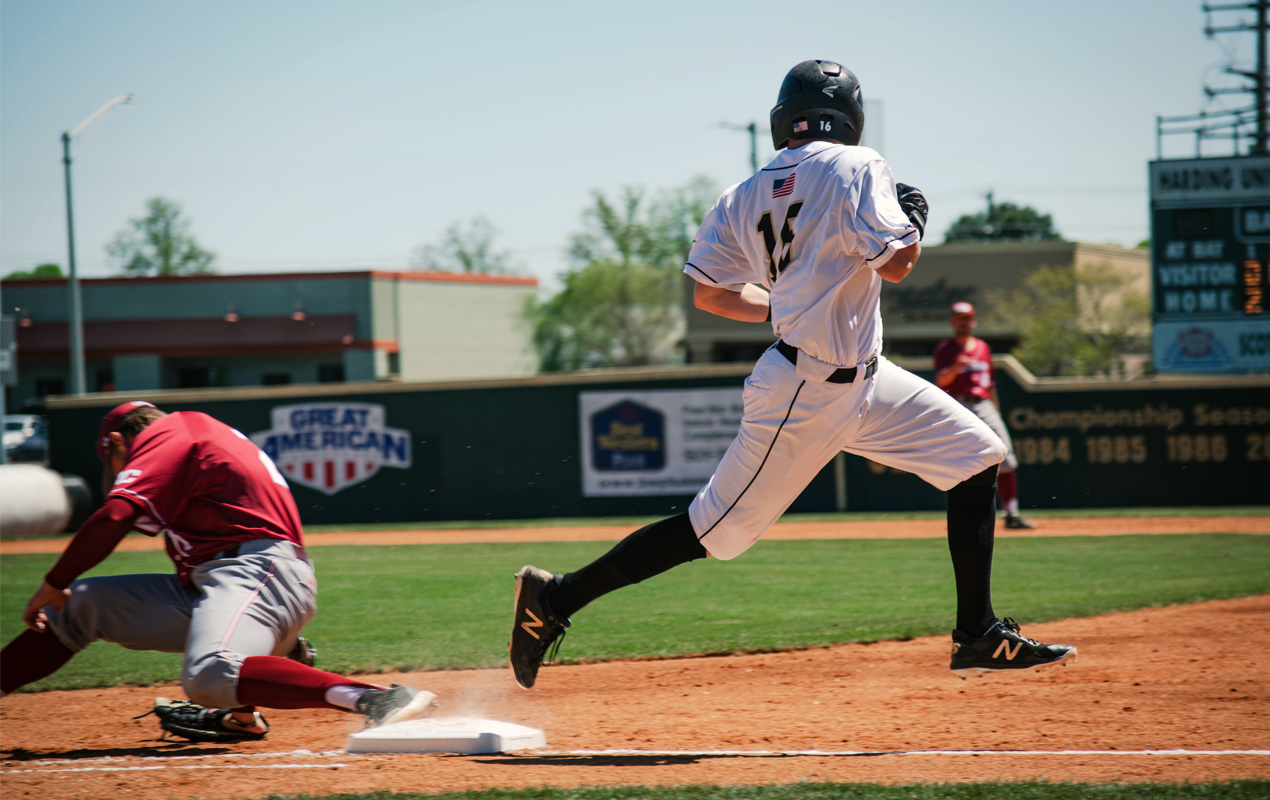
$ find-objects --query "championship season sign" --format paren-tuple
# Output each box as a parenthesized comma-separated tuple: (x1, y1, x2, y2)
(250, 402, 411, 495)
(578, 388, 743, 497)
(1149, 154, 1270, 372)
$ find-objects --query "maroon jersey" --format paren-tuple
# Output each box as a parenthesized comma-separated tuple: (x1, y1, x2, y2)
(933, 337, 994, 401)
(107, 412, 304, 583)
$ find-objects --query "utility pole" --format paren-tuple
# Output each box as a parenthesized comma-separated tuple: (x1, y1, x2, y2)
(1188, 1, 1270, 154)
(1258, 0, 1267, 153)
(745, 121, 758, 175)
(61, 95, 136, 395)
(718, 121, 759, 174)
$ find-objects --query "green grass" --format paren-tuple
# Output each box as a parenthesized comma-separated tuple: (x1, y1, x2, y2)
(3, 534, 1268, 692)
(258, 782, 1270, 800)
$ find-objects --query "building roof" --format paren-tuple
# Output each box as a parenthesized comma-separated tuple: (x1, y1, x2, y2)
(0, 269, 538, 288)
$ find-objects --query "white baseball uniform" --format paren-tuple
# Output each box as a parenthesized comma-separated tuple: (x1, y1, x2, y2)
(683, 141, 1007, 560)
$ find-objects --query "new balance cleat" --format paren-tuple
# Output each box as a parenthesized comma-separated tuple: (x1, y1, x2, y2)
(509, 565, 569, 689)
(950, 617, 1076, 678)
(354, 684, 437, 727)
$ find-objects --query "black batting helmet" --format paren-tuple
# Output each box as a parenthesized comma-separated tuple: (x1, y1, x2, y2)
(769, 60, 864, 150)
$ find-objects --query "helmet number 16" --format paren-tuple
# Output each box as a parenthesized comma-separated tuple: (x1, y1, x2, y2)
(756, 202, 804, 283)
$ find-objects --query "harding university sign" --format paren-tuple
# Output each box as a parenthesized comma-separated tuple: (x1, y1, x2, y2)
(250, 402, 412, 495)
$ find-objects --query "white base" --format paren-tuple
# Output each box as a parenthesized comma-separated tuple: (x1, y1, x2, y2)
(346, 716, 546, 754)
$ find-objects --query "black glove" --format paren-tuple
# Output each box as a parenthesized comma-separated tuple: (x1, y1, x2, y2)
(895, 183, 928, 241)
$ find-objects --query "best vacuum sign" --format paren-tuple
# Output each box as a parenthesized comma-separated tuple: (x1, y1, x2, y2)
(250, 402, 412, 495)
(578, 387, 744, 497)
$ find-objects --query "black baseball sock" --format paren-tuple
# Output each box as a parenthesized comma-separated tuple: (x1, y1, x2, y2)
(946, 464, 999, 638)
(550, 512, 707, 620)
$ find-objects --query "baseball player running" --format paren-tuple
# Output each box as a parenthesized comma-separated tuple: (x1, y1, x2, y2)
(1, 401, 435, 742)
(510, 60, 1075, 689)
(934, 301, 1036, 529)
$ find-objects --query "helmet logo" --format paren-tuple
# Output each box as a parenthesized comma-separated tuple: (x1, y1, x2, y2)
(822, 87, 835, 96)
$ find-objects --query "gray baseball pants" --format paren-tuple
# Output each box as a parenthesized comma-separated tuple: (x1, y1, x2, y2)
(44, 539, 316, 709)
(959, 397, 1019, 472)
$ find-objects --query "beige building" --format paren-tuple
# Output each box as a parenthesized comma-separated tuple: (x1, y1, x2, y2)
(4, 270, 538, 407)
(681, 240, 1149, 363)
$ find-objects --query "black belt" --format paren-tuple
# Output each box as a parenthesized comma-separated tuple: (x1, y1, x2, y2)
(776, 340, 878, 384)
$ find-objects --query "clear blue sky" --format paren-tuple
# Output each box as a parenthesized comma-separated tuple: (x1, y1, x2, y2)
(0, 1, 1253, 286)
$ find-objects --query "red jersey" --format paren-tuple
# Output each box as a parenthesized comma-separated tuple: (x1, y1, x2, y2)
(933, 337, 994, 401)
(107, 412, 304, 582)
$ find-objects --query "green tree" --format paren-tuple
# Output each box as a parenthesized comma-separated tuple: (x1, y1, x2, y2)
(988, 262, 1150, 378)
(410, 216, 515, 274)
(944, 196, 1061, 243)
(3, 263, 65, 281)
(529, 176, 717, 371)
(106, 198, 215, 277)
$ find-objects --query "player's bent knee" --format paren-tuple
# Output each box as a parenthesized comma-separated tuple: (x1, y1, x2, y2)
(44, 580, 101, 653)
(696, 527, 764, 561)
(953, 463, 999, 491)
(182, 653, 243, 708)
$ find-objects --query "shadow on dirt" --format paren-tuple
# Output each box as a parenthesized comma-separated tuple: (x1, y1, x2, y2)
(470, 752, 895, 767)
(1, 744, 231, 762)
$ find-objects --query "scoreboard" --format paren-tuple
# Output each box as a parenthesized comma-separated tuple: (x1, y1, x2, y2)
(1149, 154, 1270, 372)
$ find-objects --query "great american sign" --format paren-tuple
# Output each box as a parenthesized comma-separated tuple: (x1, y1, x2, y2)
(250, 402, 411, 495)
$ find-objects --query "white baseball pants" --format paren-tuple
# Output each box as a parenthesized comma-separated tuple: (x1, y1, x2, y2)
(45, 539, 316, 709)
(959, 397, 1019, 472)
(690, 351, 1007, 561)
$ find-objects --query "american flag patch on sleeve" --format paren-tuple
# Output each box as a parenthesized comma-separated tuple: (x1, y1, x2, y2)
(772, 172, 796, 198)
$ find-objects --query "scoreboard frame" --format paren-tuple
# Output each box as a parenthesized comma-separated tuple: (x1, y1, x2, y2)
(1149, 154, 1270, 372)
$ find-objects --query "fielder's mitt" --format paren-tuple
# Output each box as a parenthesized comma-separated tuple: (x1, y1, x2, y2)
(895, 183, 928, 240)
(136, 697, 270, 743)
(287, 635, 317, 667)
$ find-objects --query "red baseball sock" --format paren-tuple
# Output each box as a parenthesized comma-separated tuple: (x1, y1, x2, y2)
(1, 630, 75, 695)
(997, 470, 1019, 515)
(236, 656, 380, 711)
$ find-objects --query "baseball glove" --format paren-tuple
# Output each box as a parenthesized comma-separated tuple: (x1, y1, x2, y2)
(287, 635, 317, 667)
(895, 183, 928, 240)
(135, 697, 270, 743)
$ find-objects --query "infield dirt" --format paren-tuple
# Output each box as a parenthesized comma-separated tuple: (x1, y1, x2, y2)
(3, 515, 1267, 554)
(2, 593, 1267, 798)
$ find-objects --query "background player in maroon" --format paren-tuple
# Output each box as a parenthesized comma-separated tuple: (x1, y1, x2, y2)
(0, 401, 435, 741)
(933, 302, 1036, 529)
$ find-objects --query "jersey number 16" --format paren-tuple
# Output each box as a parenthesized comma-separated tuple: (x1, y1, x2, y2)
(756, 202, 803, 283)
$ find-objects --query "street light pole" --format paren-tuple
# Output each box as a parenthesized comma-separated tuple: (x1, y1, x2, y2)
(61, 131, 85, 396)
(61, 94, 135, 395)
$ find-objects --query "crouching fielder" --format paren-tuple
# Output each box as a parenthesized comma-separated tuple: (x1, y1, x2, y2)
(1, 401, 434, 742)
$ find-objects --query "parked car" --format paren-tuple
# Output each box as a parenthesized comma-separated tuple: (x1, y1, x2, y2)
(4, 415, 48, 464)
(4, 414, 39, 448)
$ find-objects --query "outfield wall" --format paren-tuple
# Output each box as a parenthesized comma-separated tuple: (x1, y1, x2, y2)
(44, 357, 1270, 524)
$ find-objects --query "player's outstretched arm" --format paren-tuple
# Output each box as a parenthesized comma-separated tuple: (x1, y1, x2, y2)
(26, 495, 141, 631)
(693, 282, 770, 322)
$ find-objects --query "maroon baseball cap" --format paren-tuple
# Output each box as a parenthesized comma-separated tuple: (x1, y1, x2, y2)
(950, 301, 976, 316)
(97, 401, 157, 462)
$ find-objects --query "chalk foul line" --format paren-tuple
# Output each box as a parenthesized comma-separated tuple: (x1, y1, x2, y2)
(6, 747, 1267, 774)
(552, 748, 1270, 758)
(0, 748, 349, 768)
(3, 762, 352, 775)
